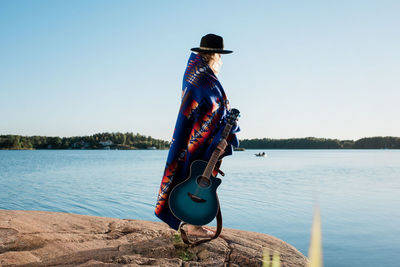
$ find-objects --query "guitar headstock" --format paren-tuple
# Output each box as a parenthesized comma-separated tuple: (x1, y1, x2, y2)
(227, 108, 240, 125)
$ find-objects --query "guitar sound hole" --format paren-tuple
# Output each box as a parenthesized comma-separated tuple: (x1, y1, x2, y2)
(197, 176, 211, 188)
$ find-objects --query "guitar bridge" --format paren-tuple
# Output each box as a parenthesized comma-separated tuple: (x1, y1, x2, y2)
(188, 192, 206, 203)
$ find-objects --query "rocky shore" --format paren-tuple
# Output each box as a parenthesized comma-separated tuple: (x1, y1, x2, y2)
(0, 210, 308, 266)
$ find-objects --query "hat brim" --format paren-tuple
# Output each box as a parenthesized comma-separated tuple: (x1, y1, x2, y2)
(191, 47, 233, 54)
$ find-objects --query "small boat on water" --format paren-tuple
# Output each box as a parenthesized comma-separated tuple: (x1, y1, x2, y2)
(255, 152, 266, 157)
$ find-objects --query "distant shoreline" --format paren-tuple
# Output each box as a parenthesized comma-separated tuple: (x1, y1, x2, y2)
(1, 133, 400, 150)
(0, 147, 169, 151)
(1, 148, 398, 151)
(0, 132, 169, 150)
(239, 136, 400, 149)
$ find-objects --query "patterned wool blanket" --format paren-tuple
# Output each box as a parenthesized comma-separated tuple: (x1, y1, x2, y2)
(155, 52, 240, 230)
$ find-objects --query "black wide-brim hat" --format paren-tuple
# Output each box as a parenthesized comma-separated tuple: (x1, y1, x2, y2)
(191, 33, 233, 54)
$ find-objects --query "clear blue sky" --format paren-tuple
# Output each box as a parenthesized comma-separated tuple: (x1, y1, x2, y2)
(1, 0, 399, 141)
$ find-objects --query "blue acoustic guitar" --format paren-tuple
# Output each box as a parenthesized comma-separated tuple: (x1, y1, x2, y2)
(169, 109, 240, 226)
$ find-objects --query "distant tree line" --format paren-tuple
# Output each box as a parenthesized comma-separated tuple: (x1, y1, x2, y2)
(2, 134, 399, 150)
(0, 132, 170, 150)
(239, 137, 400, 149)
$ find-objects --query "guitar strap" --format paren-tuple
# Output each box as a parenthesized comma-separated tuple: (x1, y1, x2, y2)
(179, 197, 222, 245)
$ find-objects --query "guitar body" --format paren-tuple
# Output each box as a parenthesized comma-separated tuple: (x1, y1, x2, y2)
(169, 108, 240, 228)
(169, 160, 221, 226)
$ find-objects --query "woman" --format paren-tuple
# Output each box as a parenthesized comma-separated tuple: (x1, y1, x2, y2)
(155, 33, 240, 237)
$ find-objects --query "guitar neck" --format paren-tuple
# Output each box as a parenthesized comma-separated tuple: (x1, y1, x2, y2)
(202, 123, 233, 179)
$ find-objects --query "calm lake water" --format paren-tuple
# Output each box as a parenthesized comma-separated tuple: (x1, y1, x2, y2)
(1, 149, 399, 266)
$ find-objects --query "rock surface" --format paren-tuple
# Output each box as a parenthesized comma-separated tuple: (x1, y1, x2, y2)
(0, 210, 308, 266)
